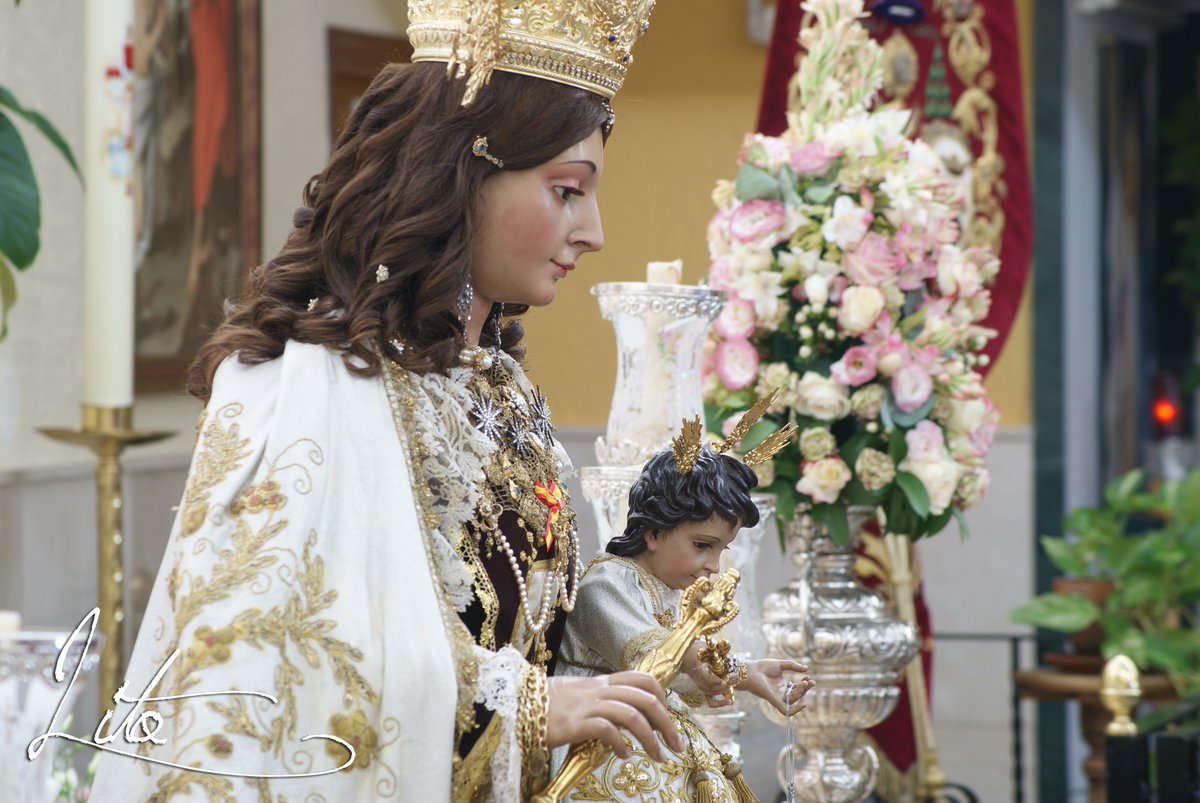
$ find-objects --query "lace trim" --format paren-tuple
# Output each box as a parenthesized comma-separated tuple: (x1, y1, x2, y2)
(403, 364, 497, 612)
(475, 645, 525, 803)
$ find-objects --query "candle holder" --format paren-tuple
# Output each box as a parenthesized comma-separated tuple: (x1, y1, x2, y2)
(39, 405, 173, 714)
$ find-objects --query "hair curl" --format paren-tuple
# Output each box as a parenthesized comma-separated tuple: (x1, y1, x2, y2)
(606, 449, 761, 557)
(188, 63, 610, 401)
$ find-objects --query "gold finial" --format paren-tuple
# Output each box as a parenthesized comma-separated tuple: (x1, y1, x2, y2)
(1101, 655, 1142, 737)
(742, 423, 798, 468)
(672, 416, 704, 476)
(714, 388, 779, 454)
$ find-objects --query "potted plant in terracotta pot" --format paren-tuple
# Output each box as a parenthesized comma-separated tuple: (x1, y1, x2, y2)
(1012, 467, 1200, 695)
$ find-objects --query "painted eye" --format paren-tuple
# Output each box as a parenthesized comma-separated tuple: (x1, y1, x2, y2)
(554, 186, 583, 200)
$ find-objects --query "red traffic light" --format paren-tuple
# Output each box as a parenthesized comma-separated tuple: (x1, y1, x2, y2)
(1150, 372, 1184, 439)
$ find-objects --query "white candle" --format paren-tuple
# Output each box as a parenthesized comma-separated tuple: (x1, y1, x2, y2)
(646, 260, 683, 285)
(83, 0, 135, 407)
(0, 610, 21, 633)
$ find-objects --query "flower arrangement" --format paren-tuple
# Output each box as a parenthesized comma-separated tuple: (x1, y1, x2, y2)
(47, 716, 100, 801)
(702, 0, 1000, 544)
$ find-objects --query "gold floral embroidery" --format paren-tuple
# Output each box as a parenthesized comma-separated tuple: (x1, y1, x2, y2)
(229, 479, 286, 516)
(612, 758, 655, 794)
(204, 734, 234, 759)
(178, 403, 252, 539)
(326, 709, 379, 770)
(142, 405, 383, 798)
(185, 625, 236, 667)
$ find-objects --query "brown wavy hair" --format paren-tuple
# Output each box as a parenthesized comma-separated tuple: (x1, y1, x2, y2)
(187, 62, 610, 401)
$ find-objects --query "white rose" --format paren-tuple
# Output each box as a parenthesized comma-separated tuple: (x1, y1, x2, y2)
(794, 371, 851, 421)
(900, 455, 964, 516)
(947, 398, 988, 436)
(936, 245, 982, 297)
(796, 457, 852, 504)
(837, 285, 886, 335)
(877, 350, 904, 377)
(820, 195, 870, 250)
(752, 460, 776, 488)
(804, 274, 830, 309)
(739, 247, 775, 273)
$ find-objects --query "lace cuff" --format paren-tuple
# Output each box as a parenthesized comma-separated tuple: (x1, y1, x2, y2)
(473, 645, 525, 802)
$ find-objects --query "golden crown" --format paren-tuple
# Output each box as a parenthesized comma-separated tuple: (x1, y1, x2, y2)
(408, 0, 658, 105)
(671, 390, 799, 476)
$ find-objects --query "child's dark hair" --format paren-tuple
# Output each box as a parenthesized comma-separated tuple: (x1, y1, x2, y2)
(606, 448, 761, 557)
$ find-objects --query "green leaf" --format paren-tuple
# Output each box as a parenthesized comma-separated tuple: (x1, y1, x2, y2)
(0, 255, 15, 340)
(895, 471, 931, 519)
(1010, 593, 1100, 632)
(924, 507, 954, 538)
(0, 110, 39, 269)
(823, 503, 849, 546)
(1039, 535, 1090, 577)
(1176, 469, 1200, 525)
(951, 507, 971, 540)
(740, 419, 778, 452)
(887, 428, 908, 463)
(1104, 469, 1144, 510)
(1143, 634, 1198, 673)
(0, 86, 81, 182)
(886, 395, 935, 428)
(778, 165, 803, 207)
(880, 399, 896, 433)
(735, 164, 783, 202)
(774, 482, 797, 522)
(804, 183, 835, 204)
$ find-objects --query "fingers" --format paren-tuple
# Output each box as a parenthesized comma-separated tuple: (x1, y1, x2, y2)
(590, 699, 667, 762)
(581, 717, 635, 760)
(779, 661, 810, 675)
(606, 672, 683, 753)
(705, 692, 735, 709)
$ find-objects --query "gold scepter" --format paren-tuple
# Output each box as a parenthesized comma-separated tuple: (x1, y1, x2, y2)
(532, 568, 743, 803)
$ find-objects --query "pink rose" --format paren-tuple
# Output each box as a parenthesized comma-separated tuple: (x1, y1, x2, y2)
(892, 361, 934, 413)
(905, 420, 946, 462)
(714, 296, 757, 340)
(842, 232, 900, 286)
(716, 339, 760, 390)
(790, 141, 838, 175)
(730, 200, 789, 244)
(831, 345, 878, 387)
(707, 256, 736, 291)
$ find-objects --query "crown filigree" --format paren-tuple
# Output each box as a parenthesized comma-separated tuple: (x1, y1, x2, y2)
(408, 0, 658, 105)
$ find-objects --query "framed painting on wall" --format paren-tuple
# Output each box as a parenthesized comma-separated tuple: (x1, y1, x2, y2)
(133, 0, 261, 394)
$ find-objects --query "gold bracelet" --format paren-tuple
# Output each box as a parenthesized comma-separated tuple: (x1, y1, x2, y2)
(518, 663, 550, 784)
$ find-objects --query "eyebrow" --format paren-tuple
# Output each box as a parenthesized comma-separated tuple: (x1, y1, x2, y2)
(556, 159, 598, 174)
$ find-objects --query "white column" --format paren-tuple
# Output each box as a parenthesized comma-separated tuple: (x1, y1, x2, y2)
(82, 0, 135, 408)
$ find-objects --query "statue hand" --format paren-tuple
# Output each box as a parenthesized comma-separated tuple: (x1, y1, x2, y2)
(546, 672, 684, 761)
(740, 659, 814, 717)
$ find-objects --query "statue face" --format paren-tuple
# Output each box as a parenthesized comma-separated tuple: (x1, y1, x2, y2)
(637, 514, 740, 591)
(470, 129, 606, 309)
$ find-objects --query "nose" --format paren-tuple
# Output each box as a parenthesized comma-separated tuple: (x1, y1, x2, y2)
(703, 553, 721, 576)
(571, 195, 604, 255)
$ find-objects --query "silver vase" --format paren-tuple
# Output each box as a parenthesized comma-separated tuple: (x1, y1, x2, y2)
(690, 494, 774, 763)
(1, 629, 101, 802)
(761, 508, 918, 803)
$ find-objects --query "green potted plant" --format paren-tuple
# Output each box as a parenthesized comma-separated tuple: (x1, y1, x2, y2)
(1012, 468, 1200, 695)
(1, 0, 82, 338)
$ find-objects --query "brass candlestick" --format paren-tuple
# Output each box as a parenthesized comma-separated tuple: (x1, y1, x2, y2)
(40, 404, 173, 714)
